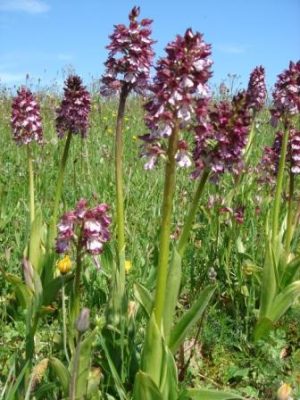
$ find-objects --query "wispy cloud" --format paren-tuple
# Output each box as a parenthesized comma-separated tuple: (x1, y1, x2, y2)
(217, 44, 246, 54)
(0, 72, 25, 83)
(57, 53, 73, 62)
(0, 0, 50, 14)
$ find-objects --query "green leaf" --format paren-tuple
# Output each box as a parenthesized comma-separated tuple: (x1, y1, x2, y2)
(180, 388, 244, 399)
(5, 273, 32, 309)
(141, 312, 164, 388)
(49, 357, 70, 396)
(133, 282, 153, 318)
(133, 371, 163, 400)
(70, 329, 96, 399)
(253, 317, 273, 341)
(42, 274, 73, 307)
(28, 210, 45, 274)
(163, 248, 182, 342)
(258, 241, 277, 319)
(5, 360, 29, 400)
(159, 346, 178, 400)
(269, 280, 300, 322)
(281, 255, 300, 287)
(99, 335, 128, 400)
(169, 285, 216, 354)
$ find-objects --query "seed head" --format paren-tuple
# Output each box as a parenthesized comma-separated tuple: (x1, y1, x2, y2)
(100, 6, 155, 96)
(11, 87, 43, 145)
(56, 75, 91, 138)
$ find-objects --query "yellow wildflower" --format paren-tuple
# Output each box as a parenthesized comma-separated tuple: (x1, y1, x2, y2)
(56, 255, 72, 275)
(277, 383, 292, 400)
(125, 260, 132, 273)
(132, 135, 137, 141)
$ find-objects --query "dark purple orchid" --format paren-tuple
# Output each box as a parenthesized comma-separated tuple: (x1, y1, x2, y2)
(140, 28, 213, 169)
(56, 199, 111, 256)
(290, 129, 300, 174)
(260, 128, 300, 182)
(11, 87, 43, 145)
(246, 65, 267, 112)
(271, 61, 300, 126)
(100, 6, 155, 96)
(56, 75, 91, 138)
(193, 91, 251, 177)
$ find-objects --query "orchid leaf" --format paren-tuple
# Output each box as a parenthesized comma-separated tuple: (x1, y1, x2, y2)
(169, 285, 216, 354)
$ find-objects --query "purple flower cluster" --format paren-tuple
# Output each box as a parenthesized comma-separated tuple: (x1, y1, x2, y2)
(260, 131, 282, 182)
(193, 91, 251, 176)
(246, 66, 267, 112)
(271, 61, 300, 126)
(100, 6, 155, 96)
(141, 28, 212, 169)
(11, 87, 43, 145)
(56, 199, 111, 255)
(56, 75, 91, 138)
(261, 128, 300, 181)
(290, 129, 300, 174)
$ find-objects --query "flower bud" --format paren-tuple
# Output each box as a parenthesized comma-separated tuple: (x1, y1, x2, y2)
(75, 307, 90, 333)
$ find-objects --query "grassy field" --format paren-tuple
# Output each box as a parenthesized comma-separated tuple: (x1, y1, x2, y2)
(0, 86, 299, 400)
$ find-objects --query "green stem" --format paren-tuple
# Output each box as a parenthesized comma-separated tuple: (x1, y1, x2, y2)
(153, 125, 179, 327)
(114, 84, 129, 288)
(72, 242, 83, 323)
(62, 280, 70, 363)
(69, 332, 82, 400)
(25, 313, 39, 367)
(177, 169, 210, 257)
(244, 117, 256, 165)
(285, 171, 294, 254)
(48, 132, 72, 250)
(27, 146, 35, 225)
(272, 124, 289, 245)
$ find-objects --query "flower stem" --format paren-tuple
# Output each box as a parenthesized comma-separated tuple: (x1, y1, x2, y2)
(48, 132, 72, 251)
(115, 85, 129, 277)
(285, 171, 294, 254)
(25, 313, 39, 367)
(244, 117, 256, 165)
(27, 146, 35, 225)
(272, 123, 289, 245)
(61, 279, 70, 363)
(177, 169, 209, 257)
(153, 125, 179, 327)
(72, 241, 83, 324)
(69, 331, 82, 400)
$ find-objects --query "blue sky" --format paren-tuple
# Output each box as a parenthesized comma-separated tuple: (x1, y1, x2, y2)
(0, 0, 299, 91)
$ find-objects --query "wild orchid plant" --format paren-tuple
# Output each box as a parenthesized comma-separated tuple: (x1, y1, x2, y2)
(100, 7, 155, 322)
(255, 61, 300, 339)
(48, 75, 91, 254)
(244, 65, 267, 162)
(8, 88, 44, 372)
(132, 28, 246, 400)
(3, 75, 92, 393)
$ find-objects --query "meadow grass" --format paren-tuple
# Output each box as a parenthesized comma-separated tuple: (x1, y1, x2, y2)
(0, 89, 299, 399)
